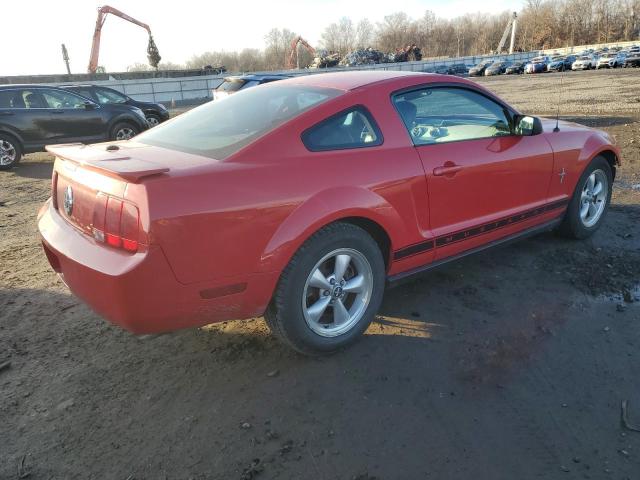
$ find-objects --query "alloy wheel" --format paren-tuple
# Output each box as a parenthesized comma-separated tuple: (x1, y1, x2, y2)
(116, 127, 136, 140)
(0, 140, 16, 166)
(580, 169, 608, 228)
(302, 248, 373, 337)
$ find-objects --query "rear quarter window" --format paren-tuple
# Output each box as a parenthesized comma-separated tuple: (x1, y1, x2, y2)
(301, 106, 383, 152)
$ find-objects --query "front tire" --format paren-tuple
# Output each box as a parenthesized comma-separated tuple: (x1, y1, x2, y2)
(110, 122, 139, 141)
(0, 134, 22, 171)
(265, 223, 385, 355)
(559, 156, 612, 239)
(146, 114, 161, 127)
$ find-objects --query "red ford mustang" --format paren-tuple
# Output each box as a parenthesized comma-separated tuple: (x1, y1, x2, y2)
(38, 71, 620, 354)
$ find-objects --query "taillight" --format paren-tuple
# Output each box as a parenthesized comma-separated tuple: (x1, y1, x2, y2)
(92, 193, 140, 253)
(52, 171, 59, 209)
(120, 202, 140, 252)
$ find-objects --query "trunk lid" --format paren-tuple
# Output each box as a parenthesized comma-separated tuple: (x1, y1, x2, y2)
(49, 141, 217, 243)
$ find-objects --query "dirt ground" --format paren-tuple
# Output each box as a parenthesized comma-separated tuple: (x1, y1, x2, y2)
(1, 69, 640, 480)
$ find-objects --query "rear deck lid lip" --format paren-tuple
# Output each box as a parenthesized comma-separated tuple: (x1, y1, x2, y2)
(46, 143, 170, 183)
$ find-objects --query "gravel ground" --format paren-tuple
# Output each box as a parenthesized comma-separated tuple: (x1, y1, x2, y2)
(476, 68, 640, 116)
(1, 69, 640, 480)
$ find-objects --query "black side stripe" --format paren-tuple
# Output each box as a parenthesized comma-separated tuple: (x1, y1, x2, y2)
(394, 240, 434, 260)
(393, 199, 569, 261)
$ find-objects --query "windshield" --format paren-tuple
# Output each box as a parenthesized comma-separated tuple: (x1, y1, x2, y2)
(136, 84, 341, 159)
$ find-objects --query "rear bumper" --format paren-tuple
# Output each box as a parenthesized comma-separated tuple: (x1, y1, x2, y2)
(38, 199, 277, 334)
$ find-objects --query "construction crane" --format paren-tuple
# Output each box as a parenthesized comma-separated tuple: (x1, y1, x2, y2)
(87, 5, 161, 74)
(288, 36, 315, 69)
(496, 12, 518, 54)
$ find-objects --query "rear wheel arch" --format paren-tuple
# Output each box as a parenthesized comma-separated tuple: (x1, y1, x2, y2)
(258, 189, 405, 275)
(338, 216, 392, 270)
(0, 129, 24, 149)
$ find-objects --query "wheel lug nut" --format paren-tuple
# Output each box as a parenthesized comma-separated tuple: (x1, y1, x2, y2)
(330, 279, 335, 285)
(323, 290, 330, 296)
(340, 280, 345, 286)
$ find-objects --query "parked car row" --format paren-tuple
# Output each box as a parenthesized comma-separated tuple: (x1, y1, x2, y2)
(0, 84, 169, 170)
(464, 44, 640, 77)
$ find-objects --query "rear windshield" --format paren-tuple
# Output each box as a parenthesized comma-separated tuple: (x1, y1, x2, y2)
(216, 79, 246, 92)
(136, 84, 341, 159)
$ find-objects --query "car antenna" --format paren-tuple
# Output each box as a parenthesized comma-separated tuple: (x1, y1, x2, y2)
(553, 66, 564, 132)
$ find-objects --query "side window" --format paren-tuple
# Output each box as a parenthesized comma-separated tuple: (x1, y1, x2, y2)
(0, 91, 15, 108)
(21, 90, 48, 109)
(42, 89, 87, 109)
(302, 106, 383, 152)
(75, 89, 97, 101)
(393, 87, 512, 145)
(95, 88, 127, 104)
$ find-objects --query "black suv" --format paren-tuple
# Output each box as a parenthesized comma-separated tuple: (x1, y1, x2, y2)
(61, 85, 170, 126)
(0, 85, 149, 170)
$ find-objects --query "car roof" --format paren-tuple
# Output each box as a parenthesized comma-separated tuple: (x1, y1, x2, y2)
(277, 70, 447, 91)
(224, 74, 291, 82)
(0, 84, 66, 89)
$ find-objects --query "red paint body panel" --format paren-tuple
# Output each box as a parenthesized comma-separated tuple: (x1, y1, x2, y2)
(37, 72, 621, 334)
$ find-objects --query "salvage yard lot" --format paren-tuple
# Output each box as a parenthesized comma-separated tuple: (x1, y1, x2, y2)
(1, 69, 640, 479)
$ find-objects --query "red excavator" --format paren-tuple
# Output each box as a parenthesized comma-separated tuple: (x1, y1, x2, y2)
(88, 5, 161, 73)
(288, 36, 315, 69)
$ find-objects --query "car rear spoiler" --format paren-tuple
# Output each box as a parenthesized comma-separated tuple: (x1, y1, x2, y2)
(46, 143, 169, 183)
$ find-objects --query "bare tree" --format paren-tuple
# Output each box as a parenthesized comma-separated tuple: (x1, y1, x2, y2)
(375, 12, 413, 52)
(181, 0, 639, 73)
(321, 17, 356, 54)
(355, 18, 374, 48)
(264, 28, 298, 70)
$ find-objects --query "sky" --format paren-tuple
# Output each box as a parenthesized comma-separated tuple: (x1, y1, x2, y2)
(2, 0, 524, 76)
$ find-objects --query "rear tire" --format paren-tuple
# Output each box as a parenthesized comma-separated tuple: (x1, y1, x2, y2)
(265, 222, 385, 355)
(110, 122, 139, 141)
(558, 156, 612, 239)
(0, 134, 22, 171)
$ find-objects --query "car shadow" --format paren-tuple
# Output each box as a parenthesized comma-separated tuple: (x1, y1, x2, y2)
(13, 158, 54, 180)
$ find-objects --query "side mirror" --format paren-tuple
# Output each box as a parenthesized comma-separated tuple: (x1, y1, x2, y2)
(84, 101, 99, 110)
(514, 115, 543, 136)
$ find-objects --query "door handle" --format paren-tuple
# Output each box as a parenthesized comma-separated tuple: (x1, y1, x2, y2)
(433, 163, 463, 176)
(51, 110, 64, 114)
